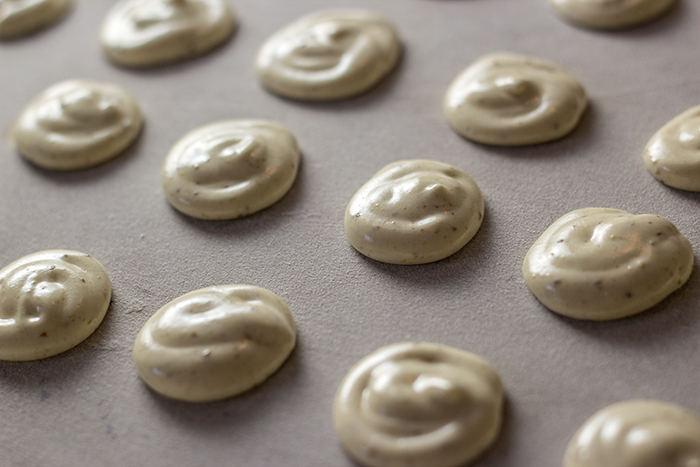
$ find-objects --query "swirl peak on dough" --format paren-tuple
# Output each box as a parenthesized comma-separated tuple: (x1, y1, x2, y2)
(564, 400, 700, 467)
(0, 250, 111, 361)
(162, 120, 300, 220)
(12, 80, 143, 170)
(256, 9, 401, 101)
(100, 0, 237, 67)
(0, 0, 72, 39)
(133, 285, 296, 402)
(644, 105, 700, 192)
(522, 208, 693, 320)
(345, 159, 484, 265)
(444, 52, 587, 146)
(334, 342, 503, 467)
(549, 0, 676, 30)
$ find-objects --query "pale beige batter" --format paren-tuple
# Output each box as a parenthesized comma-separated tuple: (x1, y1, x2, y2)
(100, 0, 237, 68)
(564, 400, 700, 467)
(550, 0, 676, 30)
(133, 285, 296, 402)
(256, 9, 401, 101)
(522, 208, 693, 320)
(0, 250, 111, 361)
(345, 159, 484, 265)
(333, 342, 503, 467)
(444, 53, 587, 146)
(644, 105, 700, 192)
(0, 0, 72, 39)
(12, 80, 143, 170)
(161, 120, 300, 220)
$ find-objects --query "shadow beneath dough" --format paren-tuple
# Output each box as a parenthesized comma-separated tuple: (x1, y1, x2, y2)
(19, 125, 148, 185)
(470, 102, 599, 162)
(353, 201, 495, 290)
(166, 153, 309, 240)
(0, 290, 120, 390)
(141, 336, 306, 432)
(549, 256, 700, 347)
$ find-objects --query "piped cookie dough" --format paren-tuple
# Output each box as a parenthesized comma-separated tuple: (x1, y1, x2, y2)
(549, 0, 676, 30)
(333, 342, 503, 467)
(522, 208, 693, 321)
(12, 80, 143, 170)
(564, 400, 700, 467)
(345, 159, 484, 265)
(0, 0, 72, 39)
(0, 250, 111, 361)
(644, 105, 700, 192)
(100, 0, 237, 68)
(162, 120, 300, 220)
(133, 285, 296, 402)
(255, 9, 401, 101)
(444, 53, 587, 146)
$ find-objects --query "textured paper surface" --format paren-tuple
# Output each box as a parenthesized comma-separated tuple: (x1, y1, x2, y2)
(1, 1, 700, 466)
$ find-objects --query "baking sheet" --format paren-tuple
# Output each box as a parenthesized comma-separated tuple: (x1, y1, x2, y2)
(2, 1, 700, 466)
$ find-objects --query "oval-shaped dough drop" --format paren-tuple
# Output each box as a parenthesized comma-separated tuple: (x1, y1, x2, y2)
(133, 285, 296, 402)
(523, 208, 693, 320)
(12, 80, 143, 170)
(162, 120, 300, 220)
(0, 0, 72, 39)
(345, 159, 484, 265)
(549, 0, 675, 30)
(564, 400, 700, 467)
(0, 250, 111, 361)
(334, 342, 503, 467)
(644, 105, 700, 192)
(256, 9, 401, 101)
(444, 53, 587, 146)
(100, 0, 237, 68)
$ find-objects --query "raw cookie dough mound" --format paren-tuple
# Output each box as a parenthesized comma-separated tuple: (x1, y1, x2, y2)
(564, 400, 700, 467)
(0, 0, 72, 39)
(522, 208, 693, 321)
(345, 159, 484, 265)
(334, 342, 503, 467)
(549, 0, 676, 30)
(100, 0, 237, 68)
(12, 80, 143, 170)
(0, 250, 111, 361)
(644, 105, 700, 192)
(444, 53, 587, 146)
(256, 9, 401, 101)
(133, 285, 296, 402)
(162, 120, 300, 220)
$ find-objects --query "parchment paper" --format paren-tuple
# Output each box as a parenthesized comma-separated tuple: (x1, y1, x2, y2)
(1, 1, 700, 466)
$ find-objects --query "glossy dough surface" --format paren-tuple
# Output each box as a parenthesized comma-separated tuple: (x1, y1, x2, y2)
(256, 9, 401, 101)
(0, 250, 111, 361)
(644, 105, 700, 192)
(162, 120, 300, 220)
(564, 400, 700, 467)
(133, 285, 296, 402)
(100, 0, 236, 67)
(549, 0, 676, 30)
(0, 0, 71, 39)
(523, 208, 693, 320)
(345, 160, 484, 265)
(334, 342, 503, 467)
(444, 53, 587, 146)
(12, 80, 143, 170)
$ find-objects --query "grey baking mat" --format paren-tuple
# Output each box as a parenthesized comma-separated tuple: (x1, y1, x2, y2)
(1, 1, 700, 466)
